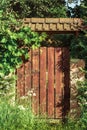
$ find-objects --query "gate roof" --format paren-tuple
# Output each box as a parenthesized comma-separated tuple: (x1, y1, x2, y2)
(23, 18, 83, 33)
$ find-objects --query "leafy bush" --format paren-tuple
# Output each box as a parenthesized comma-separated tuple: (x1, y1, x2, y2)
(0, 97, 86, 130)
(0, 99, 50, 130)
(0, 7, 47, 77)
(76, 80, 87, 130)
(0, 101, 34, 130)
(0, 74, 16, 97)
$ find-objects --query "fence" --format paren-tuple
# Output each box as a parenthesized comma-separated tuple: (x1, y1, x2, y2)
(17, 47, 70, 119)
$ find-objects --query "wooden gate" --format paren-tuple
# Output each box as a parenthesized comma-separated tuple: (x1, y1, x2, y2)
(17, 47, 70, 119)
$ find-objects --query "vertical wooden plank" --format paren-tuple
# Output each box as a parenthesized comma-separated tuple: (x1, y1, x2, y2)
(17, 63, 25, 97)
(62, 47, 70, 118)
(32, 48, 39, 115)
(48, 47, 54, 118)
(55, 48, 63, 118)
(40, 47, 47, 116)
(25, 50, 31, 95)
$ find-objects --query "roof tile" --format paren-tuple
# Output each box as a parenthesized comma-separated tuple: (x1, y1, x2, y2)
(31, 18, 45, 23)
(23, 18, 83, 32)
(49, 24, 56, 30)
(59, 18, 72, 23)
(36, 23, 43, 31)
(64, 24, 70, 30)
(57, 23, 63, 31)
(30, 24, 36, 31)
(43, 24, 49, 31)
(46, 18, 59, 23)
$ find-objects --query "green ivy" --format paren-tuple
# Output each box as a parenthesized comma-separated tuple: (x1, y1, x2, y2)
(0, 10, 47, 77)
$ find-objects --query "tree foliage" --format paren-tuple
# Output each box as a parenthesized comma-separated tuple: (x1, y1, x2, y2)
(67, 0, 87, 61)
(0, 1, 46, 77)
(8, 0, 67, 18)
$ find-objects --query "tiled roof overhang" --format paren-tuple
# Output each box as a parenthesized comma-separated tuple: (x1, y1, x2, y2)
(23, 18, 83, 33)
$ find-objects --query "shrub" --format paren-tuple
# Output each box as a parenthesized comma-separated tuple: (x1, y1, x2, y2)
(76, 80, 87, 130)
(0, 100, 35, 130)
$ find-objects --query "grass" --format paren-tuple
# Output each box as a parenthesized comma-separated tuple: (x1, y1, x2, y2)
(0, 76, 87, 130)
(0, 99, 86, 130)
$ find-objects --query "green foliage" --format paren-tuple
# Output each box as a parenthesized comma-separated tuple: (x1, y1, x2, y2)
(69, 0, 87, 78)
(0, 99, 85, 130)
(70, 34, 87, 60)
(0, 101, 34, 130)
(76, 80, 87, 130)
(0, 74, 16, 97)
(7, 0, 67, 18)
(70, 0, 87, 19)
(0, 1, 47, 113)
(0, 99, 79, 130)
(0, 9, 46, 77)
(0, 99, 49, 130)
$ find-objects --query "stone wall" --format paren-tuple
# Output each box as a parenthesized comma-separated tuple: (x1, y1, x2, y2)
(70, 59, 85, 118)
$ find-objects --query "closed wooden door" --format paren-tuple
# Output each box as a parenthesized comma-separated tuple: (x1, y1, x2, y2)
(17, 47, 70, 119)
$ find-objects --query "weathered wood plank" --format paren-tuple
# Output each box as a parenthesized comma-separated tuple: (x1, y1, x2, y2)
(32, 48, 39, 115)
(17, 64, 25, 97)
(48, 47, 54, 118)
(55, 48, 63, 118)
(16, 46, 70, 119)
(25, 50, 31, 96)
(40, 47, 47, 116)
(62, 47, 70, 118)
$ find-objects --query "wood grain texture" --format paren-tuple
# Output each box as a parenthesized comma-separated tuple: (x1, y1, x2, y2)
(48, 47, 54, 118)
(62, 47, 70, 118)
(17, 64, 25, 97)
(16, 47, 70, 119)
(40, 47, 47, 116)
(55, 48, 63, 118)
(24, 50, 31, 95)
(32, 49, 39, 115)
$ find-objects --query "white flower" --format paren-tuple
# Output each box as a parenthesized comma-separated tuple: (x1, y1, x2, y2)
(18, 105, 25, 110)
(20, 96, 27, 100)
(27, 89, 36, 97)
(84, 102, 87, 105)
(27, 90, 33, 96)
(28, 93, 32, 97)
(33, 93, 36, 97)
(84, 91, 87, 95)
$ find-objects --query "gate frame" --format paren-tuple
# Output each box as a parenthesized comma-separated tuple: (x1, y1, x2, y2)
(17, 18, 83, 121)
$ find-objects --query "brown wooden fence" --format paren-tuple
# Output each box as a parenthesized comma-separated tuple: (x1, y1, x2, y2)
(17, 47, 70, 119)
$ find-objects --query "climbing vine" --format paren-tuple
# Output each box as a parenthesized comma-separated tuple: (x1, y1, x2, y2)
(0, 10, 46, 77)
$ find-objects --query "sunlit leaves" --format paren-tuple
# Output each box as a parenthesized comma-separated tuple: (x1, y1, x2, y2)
(1, 38, 7, 43)
(9, 0, 67, 18)
(0, 10, 46, 77)
(0, 10, 3, 18)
